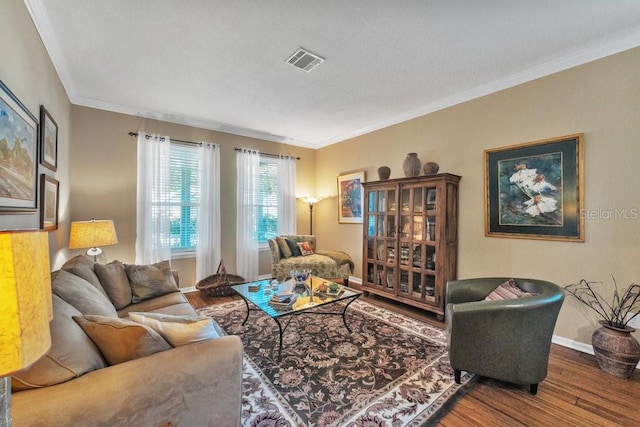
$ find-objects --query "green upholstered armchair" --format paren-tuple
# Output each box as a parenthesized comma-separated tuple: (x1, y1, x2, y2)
(445, 277, 564, 395)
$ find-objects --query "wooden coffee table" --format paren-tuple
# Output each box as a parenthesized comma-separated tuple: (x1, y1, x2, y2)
(232, 276, 361, 359)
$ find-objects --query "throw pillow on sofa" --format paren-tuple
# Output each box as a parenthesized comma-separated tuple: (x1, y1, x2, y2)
(73, 315, 172, 365)
(297, 241, 314, 256)
(125, 260, 179, 303)
(129, 312, 219, 347)
(285, 238, 302, 257)
(276, 236, 293, 258)
(52, 270, 118, 317)
(94, 260, 133, 310)
(12, 295, 106, 391)
(61, 255, 109, 298)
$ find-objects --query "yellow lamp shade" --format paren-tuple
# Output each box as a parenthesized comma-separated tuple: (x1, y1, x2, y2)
(0, 230, 52, 375)
(68, 219, 118, 250)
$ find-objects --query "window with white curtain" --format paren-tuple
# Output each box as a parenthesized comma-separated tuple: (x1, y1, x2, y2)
(257, 157, 279, 242)
(167, 143, 200, 254)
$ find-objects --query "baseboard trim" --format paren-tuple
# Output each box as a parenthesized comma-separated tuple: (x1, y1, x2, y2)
(552, 334, 639, 369)
(552, 335, 594, 355)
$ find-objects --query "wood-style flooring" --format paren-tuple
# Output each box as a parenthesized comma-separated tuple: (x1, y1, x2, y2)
(185, 290, 639, 426)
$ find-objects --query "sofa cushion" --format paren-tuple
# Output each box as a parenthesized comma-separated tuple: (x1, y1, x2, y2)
(129, 312, 219, 347)
(126, 260, 179, 303)
(276, 236, 292, 258)
(286, 238, 302, 257)
(11, 295, 106, 391)
(297, 241, 314, 256)
(61, 255, 108, 298)
(73, 315, 172, 365)
(52, 270, 118, 317)
(116, 292, 193, 317)
(484, 278, 539, 301)
(94, 260, 133, 310)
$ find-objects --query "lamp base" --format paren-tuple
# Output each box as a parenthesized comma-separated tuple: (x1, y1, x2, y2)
(85, 247, 107, 264)
(1, 376, 12, 427)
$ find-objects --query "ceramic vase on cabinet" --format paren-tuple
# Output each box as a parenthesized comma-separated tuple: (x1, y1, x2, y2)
(422, 161, 440, 175)
(403, 153, 421, 177)
(377, 166, 391, 180)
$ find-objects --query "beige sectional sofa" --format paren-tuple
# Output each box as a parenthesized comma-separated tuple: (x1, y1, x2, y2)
(11, 256, 243, 427)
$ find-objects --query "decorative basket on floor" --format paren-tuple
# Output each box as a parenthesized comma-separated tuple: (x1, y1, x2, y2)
(195, 260, 245, 297)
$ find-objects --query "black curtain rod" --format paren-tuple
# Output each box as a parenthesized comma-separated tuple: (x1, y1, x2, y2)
(128, 132, 299, 159)
(128, 131, 201, 146)
(234, 147, 300, 160)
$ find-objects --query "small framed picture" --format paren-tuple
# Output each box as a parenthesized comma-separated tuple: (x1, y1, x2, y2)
(337, 171, 365, 223)
(40, 174, 59, 230)
(39, 105, 58, 171)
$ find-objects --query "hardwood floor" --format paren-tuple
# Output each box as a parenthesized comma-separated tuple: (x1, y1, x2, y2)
(185, 290, 639, 426)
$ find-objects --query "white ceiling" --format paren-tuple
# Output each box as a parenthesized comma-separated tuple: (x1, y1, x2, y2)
(25, 1, 640, 149)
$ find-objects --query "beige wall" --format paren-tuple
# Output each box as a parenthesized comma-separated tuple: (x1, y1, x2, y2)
(0, 0, 72, 267)
(69, 106, 315, 286)
(315, 47, 640, 347)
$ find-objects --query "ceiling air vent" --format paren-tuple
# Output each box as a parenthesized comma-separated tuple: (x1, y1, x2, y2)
(286, 48, 324, 72)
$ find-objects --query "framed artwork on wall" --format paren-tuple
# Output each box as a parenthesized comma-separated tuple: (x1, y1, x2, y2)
(484, 133, 584, 242)
(40, 174, 59, 230)
(39, 105, 58, 171)
(0, 80, 39, 212)
(337, 171, 365, 224)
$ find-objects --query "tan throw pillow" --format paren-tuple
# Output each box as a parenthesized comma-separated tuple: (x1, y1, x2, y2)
(297, 241, 314, 256)
(484, 278, 538, 301)
(94, 260, 133, 310)
(128, 312, 219, 347)
(276, 236, 293, 258)
(125, 260, 179, 303)
(52, 270, 118, 317)
(73, 315, 172, 365)
(12, 295, 106, 391)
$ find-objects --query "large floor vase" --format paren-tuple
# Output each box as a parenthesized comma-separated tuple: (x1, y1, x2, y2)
(591, 320, 640, 378)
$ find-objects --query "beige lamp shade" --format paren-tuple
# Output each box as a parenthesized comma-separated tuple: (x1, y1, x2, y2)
(0, 230, 52, 376)
(69, 219, 118, 254)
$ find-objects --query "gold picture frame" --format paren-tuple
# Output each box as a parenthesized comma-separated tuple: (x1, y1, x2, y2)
(337, 171, 365, 224)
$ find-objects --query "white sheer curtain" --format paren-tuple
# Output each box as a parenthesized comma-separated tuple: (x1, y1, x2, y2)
(196, 142, 221, 282)
(277, 155, 297, 235)
(135, 132, 172, 264)
(236, 149, 260, 281)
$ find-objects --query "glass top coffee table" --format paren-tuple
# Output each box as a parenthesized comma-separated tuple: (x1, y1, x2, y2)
(232, 276, 362, 360)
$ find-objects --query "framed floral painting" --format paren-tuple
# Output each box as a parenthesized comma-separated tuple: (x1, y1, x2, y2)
(337, 171, 365, 223)
(484, 134, 584, 241)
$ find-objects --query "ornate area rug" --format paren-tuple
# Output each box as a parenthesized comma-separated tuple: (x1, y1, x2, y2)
(197, 299, 475, 426)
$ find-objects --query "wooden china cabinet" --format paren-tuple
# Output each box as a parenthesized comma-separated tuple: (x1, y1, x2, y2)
(361, 173, 461, 319)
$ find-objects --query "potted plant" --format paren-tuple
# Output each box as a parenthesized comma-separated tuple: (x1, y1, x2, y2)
(564, 278, 640, 378)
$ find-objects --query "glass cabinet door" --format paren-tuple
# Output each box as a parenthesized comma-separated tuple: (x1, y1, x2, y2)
(364, 187, 398, 295)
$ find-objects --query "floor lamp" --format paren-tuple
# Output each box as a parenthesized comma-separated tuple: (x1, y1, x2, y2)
(0, 230, 53, 426)
(299, 197, 324, 235)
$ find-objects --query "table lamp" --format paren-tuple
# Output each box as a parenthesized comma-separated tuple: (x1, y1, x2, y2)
(0, 230, 53, 426)
(68, 219, 118, 263)
(299, 196, 324, 235)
